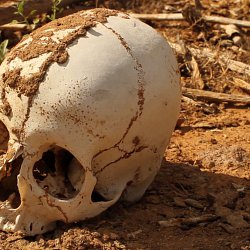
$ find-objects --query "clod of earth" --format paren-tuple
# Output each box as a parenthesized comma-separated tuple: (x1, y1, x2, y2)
(0, 8, 181, 235)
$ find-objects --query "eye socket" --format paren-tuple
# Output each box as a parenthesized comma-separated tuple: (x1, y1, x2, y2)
(33, 146, 85, 200)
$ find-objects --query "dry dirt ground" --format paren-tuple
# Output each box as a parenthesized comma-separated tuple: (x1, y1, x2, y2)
(0, 0, 249, 249)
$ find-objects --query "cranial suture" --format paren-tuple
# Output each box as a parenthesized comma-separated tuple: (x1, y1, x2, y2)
(0, 8, 181, 235)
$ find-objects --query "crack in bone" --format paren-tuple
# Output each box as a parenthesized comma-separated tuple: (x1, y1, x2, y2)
(2, 9, 119, 97)
(44, 193, 69, 223)
(96, 146, 148, 175)
(102, 24, 145, 114)
(0, 9, 120, 142)
(92, 25, 146, 165)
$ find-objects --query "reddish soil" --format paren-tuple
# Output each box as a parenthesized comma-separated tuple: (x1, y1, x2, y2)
(0, 0, 249, 249)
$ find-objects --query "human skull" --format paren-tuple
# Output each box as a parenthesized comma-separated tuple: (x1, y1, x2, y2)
(0, 9, 181, 235)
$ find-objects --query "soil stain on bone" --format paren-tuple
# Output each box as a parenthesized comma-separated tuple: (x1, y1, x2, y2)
(2, 9, 147, 177)
(92, 25, 146, 170)
(1, 9, 120, 97)
(0, 90, 12, 116)
(0, 9, 120, 140)
(1, 9, 147, 201)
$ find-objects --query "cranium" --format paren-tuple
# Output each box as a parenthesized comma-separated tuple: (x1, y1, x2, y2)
(0, 9, 181, 235)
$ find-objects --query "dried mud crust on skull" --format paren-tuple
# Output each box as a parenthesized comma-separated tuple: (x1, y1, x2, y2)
(1, 8, 122, 98)
(0, 90, 11, 116)
(1, 7, 147, 174)
(0, 8, 127, 224)
(0, 8, 133, 143)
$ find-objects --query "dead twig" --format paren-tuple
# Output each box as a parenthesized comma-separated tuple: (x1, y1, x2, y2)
(190, 56, 205, 89)
(205, 15, 250, 28)
(159, 214, 219, 228)
(170, 42, 250, 77)
(185, 198, 204, 209)
(0, 23, 27, 31)
(130, 13, 250, 28)
(175, 39, 205, 89)
(130, 13, 184, 21)
(182, 87, 250, 104)
(233, 78, 250, 94)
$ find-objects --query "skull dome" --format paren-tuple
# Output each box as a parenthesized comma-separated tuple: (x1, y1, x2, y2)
(0, 9, 181, 235)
